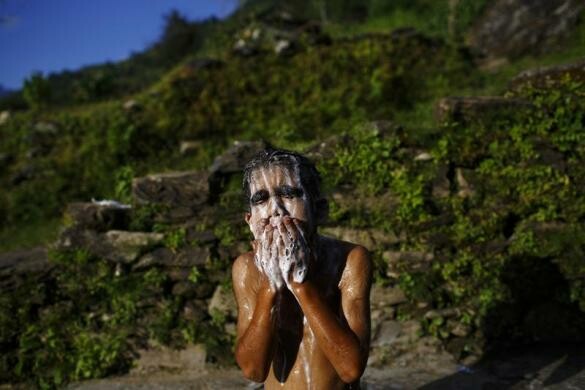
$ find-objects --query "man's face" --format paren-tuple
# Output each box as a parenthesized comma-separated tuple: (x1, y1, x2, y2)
(245, 164, 314, 240)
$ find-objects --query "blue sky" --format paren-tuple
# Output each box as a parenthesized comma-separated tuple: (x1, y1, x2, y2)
(0, 0, 238, 89)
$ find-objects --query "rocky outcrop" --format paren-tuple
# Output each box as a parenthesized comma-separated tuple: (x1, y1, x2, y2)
(435, 96, 534, 125)
(132, 171, 210, 223)
(469, 0, 585, 61)
(0, 247, 52, 291)
(65, 201, 130, 232)
(508, 59, 585, 91)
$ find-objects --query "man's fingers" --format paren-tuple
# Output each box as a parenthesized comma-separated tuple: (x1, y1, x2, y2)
(291, 218, 308, 243)
(278, 222, 293, 246)
(283, 218, 300, 242)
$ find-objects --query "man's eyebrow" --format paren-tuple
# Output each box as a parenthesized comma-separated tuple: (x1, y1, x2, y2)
(250, 189, 269, 203)
(276, 185, 304, 197)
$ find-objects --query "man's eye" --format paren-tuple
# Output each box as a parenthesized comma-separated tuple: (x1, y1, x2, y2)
(280, 188, 303, 199)
(250, 192, 268, 205)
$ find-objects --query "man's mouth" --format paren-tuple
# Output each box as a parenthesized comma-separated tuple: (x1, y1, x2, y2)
(270, 216, 283, 228)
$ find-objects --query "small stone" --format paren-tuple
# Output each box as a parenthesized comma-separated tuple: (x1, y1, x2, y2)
(0, 110, 10, 125)
(383, 251, 434, 264)
(185, 228, 216, 245)
(179, 141, 202, 156)
(461, 354, 481, 366)
(414, 152, 433, 162)
(167, 267, 192, 281)
(172, 281, 198, 297)
(174, 247, 210, 267)
(450, 322, 471, 338)
(371, 285, 408, 307)
(372, 320, 403, 347)
(274, 39, 293, 55)
(224, 322, 237, 337)
(455, 168, 476, 198)
(424, 308, 461, 320)
(34, 121, 57, 134)
(133, 247, 174, 270)
(208, 285, 237, 319)
(183, 300, 208, 322)
(104, 230, 164, 263)
(123, 99, 140, 111)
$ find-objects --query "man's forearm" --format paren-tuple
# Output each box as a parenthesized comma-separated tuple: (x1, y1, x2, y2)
(292, 281, 365, 383)
(235, 287, 277, 382)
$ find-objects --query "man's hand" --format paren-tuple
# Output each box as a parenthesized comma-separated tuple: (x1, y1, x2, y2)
(276, 216, 310, 289)
(252, 222, 284, 291)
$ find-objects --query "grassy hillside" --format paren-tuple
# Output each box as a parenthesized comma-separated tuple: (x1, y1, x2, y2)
(1, 1, 585, 387)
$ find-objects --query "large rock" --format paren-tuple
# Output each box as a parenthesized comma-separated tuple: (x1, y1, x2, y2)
(469, 0, 585, 61)
(209, 140, 267, 177)
(103, 231, 164, 264)
(134, 246, 209, 270)
(65, 201, 130, 231)
(56, 228, 163, 264)
(435, 96, 534, 125)
(54, 227, 104, 254)
(132, 171, 210, 222)
(0, 247, 52, 291)
(508, 59, 585, 91)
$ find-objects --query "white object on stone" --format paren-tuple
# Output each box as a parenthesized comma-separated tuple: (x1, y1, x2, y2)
(414, 152, 433, 161)
(275, 40, 291, 55)
(91, 198, 132, 209)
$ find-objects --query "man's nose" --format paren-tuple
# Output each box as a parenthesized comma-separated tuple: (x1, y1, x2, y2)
(269, 196, 287, 216)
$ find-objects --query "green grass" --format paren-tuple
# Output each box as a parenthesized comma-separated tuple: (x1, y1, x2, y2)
(0, 218, 61, 252)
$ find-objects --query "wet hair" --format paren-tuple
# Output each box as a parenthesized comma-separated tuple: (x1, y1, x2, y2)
(243, 148, 322, 208)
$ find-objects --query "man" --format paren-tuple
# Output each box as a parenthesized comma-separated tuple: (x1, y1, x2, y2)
(232, 148, 372, 389)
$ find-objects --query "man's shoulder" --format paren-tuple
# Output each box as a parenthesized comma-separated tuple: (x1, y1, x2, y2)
(318, 235, 371, 279)
(233, 251, 256, 275)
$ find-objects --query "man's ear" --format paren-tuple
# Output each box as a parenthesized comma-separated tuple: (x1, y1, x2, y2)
(314, 198, 328, 225)
(244, 212, 251, 225)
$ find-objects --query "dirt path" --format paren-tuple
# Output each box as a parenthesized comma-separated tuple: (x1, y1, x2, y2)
(67, 343, 585, 389)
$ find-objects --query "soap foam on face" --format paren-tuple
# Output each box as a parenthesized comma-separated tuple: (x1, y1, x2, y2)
(270, 216, 283, 228)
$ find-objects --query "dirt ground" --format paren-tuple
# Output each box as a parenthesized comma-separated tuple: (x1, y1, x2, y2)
(66, 343, 585, 390)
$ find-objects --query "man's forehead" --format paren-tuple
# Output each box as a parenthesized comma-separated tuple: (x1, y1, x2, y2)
(249, 165, 302, 189)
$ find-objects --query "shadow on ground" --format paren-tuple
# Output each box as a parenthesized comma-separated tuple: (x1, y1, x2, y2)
(420, 342, 585, 389)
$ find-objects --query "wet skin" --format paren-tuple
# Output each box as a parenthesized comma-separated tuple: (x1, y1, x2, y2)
(233, 165, 372, 389)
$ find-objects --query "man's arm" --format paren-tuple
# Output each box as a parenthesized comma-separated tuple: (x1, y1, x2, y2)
(291, 245, 372, 383)
(232, 253, 277, 382)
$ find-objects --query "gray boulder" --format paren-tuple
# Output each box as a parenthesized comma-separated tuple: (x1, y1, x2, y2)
(209, 140, 267, 177)
(132, 171, 210, 222)
(469, 0, 585, 61)
(65, 201, 130, 232)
